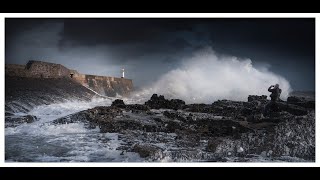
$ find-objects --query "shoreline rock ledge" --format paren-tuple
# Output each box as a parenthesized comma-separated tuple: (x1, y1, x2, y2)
(49, 94, 315, 161)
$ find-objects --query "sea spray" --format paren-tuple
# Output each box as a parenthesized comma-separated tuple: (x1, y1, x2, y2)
(130, 48, 291, 103)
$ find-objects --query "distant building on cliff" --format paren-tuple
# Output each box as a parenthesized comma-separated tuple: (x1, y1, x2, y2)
(5, 60, 133, 97)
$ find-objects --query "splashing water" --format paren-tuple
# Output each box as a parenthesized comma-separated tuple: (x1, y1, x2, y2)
(130, 48, 291, 103)
(5, 97, 144, 162)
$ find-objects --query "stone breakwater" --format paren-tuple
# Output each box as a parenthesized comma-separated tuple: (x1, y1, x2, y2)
(5, 60, 133, 97)
(51, 94, 315, 162)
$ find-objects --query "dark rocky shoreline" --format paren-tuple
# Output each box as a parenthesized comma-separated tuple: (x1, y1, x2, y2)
(51, 94, 315, 162)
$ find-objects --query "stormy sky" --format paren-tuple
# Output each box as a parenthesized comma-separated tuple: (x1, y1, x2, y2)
(5, 18, 315, 91)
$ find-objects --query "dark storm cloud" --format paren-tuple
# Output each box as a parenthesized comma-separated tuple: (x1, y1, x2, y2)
(5, 18, 315, 90)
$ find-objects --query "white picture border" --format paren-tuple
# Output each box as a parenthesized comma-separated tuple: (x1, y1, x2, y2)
(0, 13, 318, 167)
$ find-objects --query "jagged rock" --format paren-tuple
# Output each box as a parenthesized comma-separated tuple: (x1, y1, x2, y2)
(207, 138, 224, 152)
(184, 104, 213, 113)
(170, 99, 186, 110)
(240, 107, 253, 116)
(132, 144, 163, 158)
(164, 120, 183, 133)
(247, 114, 263, 123)
(287, 96, 304, 103)
(248, 95, 267, 102)
(195, 119, 252, 138)
(111, 99, 126, 108)
(278, 102, 308, 116)
(185, 100, 246, 117)
(53, 106, 123, 126)
(5, 112, 14, 116)
(24, 115, 36, 123)
(47, 93, 314, 161)
(163, 111, 187, 122)
(153, 117, 163, 123)
(100, 119, 158, 133)
(5, 115, 38, 128)
(175, 131, 201, 147)
(145, 94, 185, 110)
(126, 104, 150, 112)
(287, 96, 315, 109)
(239, 112, 315, 160)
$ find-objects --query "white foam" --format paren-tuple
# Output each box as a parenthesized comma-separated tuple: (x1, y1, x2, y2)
(5, 96, 145, 162)
(6, 97, 115, 135)
(130, 47, 292, 103)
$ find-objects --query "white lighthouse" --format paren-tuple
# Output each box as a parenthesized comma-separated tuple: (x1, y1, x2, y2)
(121, 68, 125, 78)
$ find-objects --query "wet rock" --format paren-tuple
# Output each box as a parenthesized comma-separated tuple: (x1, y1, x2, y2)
(164, 120, 183, 133)
(185, 100, 246, 117)
(170, 99, 186, 110)
(248, 95, 267, 102)
(126, 104, 150, 112)
(287, 96, 304, 103)
(5, 112, 14, 116)
(153, 117, 163, 123)
(247, 115, 260, 123)
(163, 111, 187, 122)
(53, 106, 123, 126)
(23, 115, 36, 123)
(48, 93, 315, 161)
(240, 108, 253, 116)
(5, 115, 38, 128)
(207, 138, 224, 152)
(196, 119, 252, 138)
(271, 114, 315, 160)
(111, 99, 126, 108)
(247, 113, 283, 123)
(100, 119, 154, 133)
(238, 112, 315, 160)
(207, 100, 248, 117)
(145, 94, 185, 110)
(278, 102, 308, 116)
(132, 144, 163, 158)
(53, 111, 89, 124)
(287, 96, 315, 109)
(174, 132, 201, 147)
(184, 104, 213, 113)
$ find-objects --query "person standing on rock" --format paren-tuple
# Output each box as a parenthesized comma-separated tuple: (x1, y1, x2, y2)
(263, 84, 282, 116)
(268, 84, 282, 102)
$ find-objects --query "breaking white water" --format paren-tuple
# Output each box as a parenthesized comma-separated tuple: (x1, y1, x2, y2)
(5, 97, 144, 162)
(130, 48, 291, 103)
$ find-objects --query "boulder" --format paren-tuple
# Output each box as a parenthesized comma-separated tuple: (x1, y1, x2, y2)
(5, 115, 38, 128)
(111, 99, 126, 108)
(132, 144, 163, 158)
(145, 94, 185, 110)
